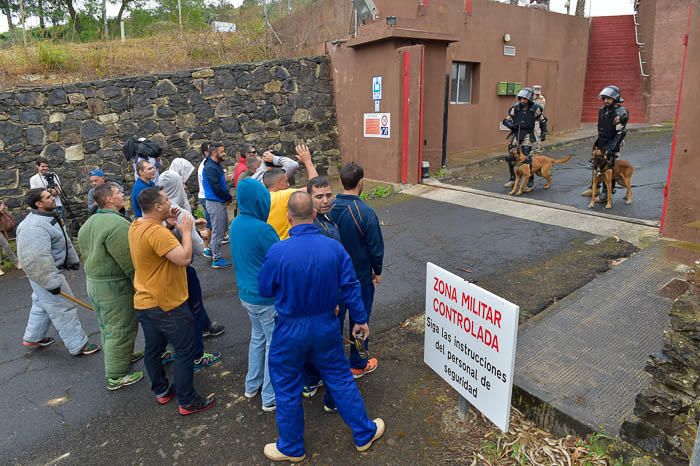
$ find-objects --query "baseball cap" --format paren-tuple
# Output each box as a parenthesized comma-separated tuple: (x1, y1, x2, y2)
(89, 169, 105, 177)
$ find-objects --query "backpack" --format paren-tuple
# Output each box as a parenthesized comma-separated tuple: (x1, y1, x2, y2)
(122, 136, 162, 163)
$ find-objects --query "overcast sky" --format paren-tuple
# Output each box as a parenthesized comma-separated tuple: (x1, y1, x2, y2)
(1, 0, 633, 36)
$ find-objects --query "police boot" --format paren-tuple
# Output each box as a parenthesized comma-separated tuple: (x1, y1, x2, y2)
(526, 163, 534, 189)
(503, 160, 516, 188)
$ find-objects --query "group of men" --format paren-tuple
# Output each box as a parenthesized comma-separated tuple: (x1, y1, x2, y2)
(501, 83, 628, 203)
(15, 139, 386, 461)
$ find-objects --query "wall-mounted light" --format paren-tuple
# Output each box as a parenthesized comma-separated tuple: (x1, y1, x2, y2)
(386, 16, 397, 27)
(503, 33, 511, 43)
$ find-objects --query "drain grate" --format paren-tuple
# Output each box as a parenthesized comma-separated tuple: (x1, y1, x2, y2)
(657, 278, 689, 300)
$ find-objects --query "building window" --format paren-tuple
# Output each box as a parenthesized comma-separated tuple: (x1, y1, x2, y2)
(451, 62, 473, 104)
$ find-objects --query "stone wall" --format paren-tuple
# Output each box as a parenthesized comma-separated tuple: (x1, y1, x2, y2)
(620, 275, 700, 465)
(0, 56, 339, 230)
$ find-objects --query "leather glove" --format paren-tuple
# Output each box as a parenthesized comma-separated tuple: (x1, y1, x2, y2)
(66, 263, 80, 271)
(48, 287, 61, 295)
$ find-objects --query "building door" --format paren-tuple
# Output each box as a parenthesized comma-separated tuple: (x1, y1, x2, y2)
(527, 59, 559, 131)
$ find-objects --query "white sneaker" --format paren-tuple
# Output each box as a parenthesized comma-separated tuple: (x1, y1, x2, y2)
(356, 418, 385, 452)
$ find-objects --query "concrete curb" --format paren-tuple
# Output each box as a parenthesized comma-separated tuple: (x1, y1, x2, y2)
(416, 178, 661, 228)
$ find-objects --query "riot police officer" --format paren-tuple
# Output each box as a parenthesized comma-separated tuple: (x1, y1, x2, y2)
(581, 85, 629, 200)
(502, 87, 548, 189)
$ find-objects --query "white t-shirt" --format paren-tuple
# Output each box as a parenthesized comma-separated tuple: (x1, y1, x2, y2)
(29, 173, 63, 207)
(197, 159, 206, 199)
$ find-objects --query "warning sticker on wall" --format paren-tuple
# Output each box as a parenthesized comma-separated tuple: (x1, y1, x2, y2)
(364, 113, 391, 139)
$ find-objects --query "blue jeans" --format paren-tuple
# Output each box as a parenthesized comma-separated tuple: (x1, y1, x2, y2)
(241, 300, 277, 406)
(137, 303, 198, 406)
(269, 313, 376, 457)
(186, 266, 211, 360)
(24, 276, 88, 355)
(340, 282, 375, 369)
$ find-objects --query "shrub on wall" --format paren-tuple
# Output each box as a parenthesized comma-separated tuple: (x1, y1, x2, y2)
(38, 42, 75, 72)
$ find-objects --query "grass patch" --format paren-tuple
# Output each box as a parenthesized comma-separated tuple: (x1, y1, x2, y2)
(473, 409, 626, 465)
(360, 185, 394, 201)
(1, 238, 17, 269)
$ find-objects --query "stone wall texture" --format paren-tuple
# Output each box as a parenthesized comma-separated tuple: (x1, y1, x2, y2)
(620, 278, 700, 465)
(0, 55, 339, 229)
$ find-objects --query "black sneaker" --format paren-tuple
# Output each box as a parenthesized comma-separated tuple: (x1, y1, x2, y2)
(178, 395, 217, 415)
(202, 322, 225, 338)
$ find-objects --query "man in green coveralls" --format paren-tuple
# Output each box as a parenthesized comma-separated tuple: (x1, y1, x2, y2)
(78, 183, 144, 390)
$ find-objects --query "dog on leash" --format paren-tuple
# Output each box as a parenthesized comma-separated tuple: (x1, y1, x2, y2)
(507, 146, 572, 196)
(588, 146, 633, 209)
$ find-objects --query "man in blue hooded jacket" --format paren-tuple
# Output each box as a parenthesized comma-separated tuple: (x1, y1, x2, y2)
(229, 178, 280, 412)
(258, 192, 384, 462)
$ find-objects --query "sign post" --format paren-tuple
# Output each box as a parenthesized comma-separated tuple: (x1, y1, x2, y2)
(424, 262, 519, 432)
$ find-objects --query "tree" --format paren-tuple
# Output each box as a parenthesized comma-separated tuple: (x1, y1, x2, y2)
(0, 0, 15, 31)
(575, 0, 585, 17)
(61, 0, 81, 33)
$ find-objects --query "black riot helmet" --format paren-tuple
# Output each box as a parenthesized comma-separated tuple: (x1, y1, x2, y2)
(599, 85, 624, 103)
(516, 87, 535, 103)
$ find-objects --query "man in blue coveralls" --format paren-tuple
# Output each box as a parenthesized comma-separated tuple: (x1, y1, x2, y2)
(258, 192, 384, 462)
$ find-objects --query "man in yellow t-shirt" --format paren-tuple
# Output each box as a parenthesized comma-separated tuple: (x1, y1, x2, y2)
(128, 186, 216, 416)
(263, 144, 318, 240)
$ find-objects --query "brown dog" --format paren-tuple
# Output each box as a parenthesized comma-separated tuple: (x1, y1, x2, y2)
(588, 147, 634, 209)
(508, 146, 572, 196)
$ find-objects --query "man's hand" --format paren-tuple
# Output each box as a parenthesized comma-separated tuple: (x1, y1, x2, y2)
(262, 151, 275, 164)
(352, 323, 370, 340)
(48, 287, 61, 295)
(372, 273, 382, 285)
(295, 144, 312, 165)
(195, 218, 207, 226)
(199, 229, 211, 241)
(175, 213, 193, 236)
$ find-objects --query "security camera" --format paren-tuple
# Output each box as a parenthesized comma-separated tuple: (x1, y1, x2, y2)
(352, 0, 379, 25)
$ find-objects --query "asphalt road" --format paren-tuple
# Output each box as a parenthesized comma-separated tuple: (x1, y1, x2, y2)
(2, 194, 594, 464)
(443, 131, 672, 221)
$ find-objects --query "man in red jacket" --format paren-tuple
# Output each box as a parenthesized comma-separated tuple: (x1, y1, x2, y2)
(234, 144, 257, 187)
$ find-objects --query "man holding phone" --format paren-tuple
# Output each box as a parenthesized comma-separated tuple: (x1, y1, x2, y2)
(258, 192, 383, 462)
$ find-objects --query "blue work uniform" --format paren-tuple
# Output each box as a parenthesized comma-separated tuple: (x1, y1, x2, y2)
(258, 223, 377, 458)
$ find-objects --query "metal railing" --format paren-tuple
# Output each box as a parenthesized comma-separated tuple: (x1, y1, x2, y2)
(633, 0, 650, 77)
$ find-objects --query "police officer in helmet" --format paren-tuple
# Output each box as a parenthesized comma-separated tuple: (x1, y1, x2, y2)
(581, 85, 629, 201)
(502, 87, 548, 190)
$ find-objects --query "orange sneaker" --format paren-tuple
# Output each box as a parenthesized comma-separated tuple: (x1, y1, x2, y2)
(351, 357, 378, 379)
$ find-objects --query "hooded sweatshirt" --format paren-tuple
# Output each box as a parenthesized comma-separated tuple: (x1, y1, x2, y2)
(229, 178, 280, 305)
(158, 158, 195, 212)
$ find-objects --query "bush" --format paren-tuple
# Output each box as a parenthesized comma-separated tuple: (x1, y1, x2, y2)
(38, 42, 75, 71)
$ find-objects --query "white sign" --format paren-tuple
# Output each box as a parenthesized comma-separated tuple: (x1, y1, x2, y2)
(374, 99, 381, 112)
(424, 262, 519, 432)
(363, 113, 390, 138)
(212, 21, 236, 33)
(372, 76, 382, 101)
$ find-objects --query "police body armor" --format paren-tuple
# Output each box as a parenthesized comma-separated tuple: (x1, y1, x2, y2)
(596, 105, 628, 153)
(510, 103, 538, 133)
